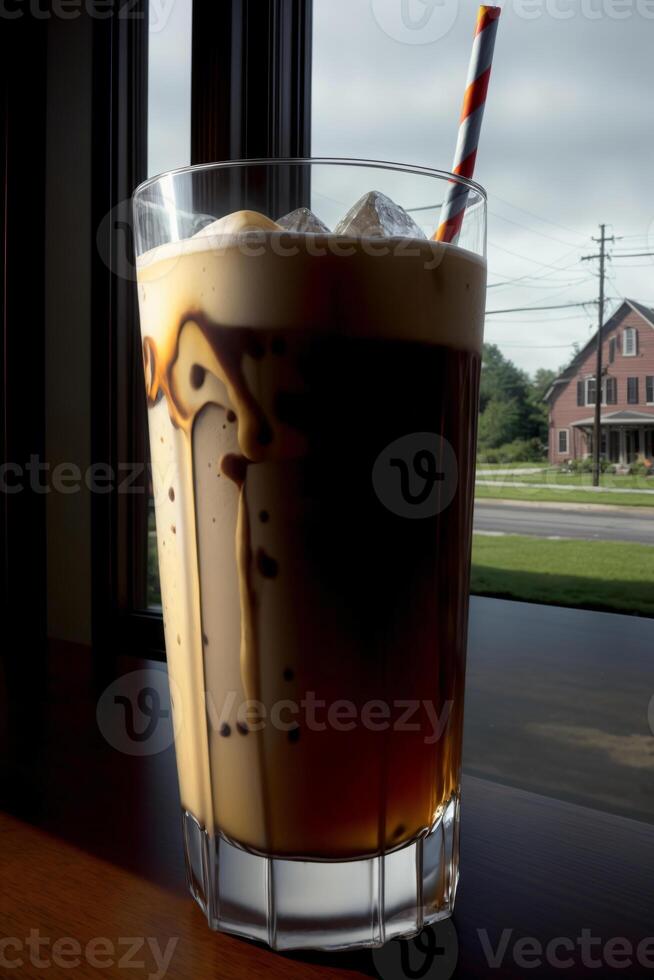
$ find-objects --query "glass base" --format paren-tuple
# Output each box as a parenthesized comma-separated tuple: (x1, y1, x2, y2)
(182, 793, 460, 952)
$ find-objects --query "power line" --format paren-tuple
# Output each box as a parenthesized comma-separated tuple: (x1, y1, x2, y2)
(489, 241, 582, 271)
(497, 342, 578, 349)
(488, 314, 597, 325)
(489, 193, 588, 241)
(486, 300, 597, 315)
(488, 210, 585, 247)
(487, 275, 590, 290)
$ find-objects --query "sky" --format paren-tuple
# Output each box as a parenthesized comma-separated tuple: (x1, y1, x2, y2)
(149, 0, 654, 377)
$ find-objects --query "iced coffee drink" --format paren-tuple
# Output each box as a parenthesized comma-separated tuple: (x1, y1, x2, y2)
(133, 162, 487, 950)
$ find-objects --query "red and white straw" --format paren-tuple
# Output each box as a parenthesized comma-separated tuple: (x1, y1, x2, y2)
(435, 4, 501, 244)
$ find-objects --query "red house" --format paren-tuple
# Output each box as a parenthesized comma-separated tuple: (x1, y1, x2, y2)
(544, 300, 654, 465)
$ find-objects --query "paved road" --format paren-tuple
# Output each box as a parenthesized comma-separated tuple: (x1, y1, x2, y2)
(474, 501, 654, 544)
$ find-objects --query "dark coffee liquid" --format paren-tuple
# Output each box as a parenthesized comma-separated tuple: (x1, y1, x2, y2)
(188, 329, 480, 858)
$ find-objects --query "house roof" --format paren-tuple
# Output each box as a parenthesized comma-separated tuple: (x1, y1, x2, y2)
(543, 300, 654, 403)
(571, 409, 654, 427)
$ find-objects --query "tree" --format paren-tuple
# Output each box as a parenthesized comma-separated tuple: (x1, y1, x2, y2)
(479, 344, 530, 414)
(478, 397, 523, 449)
(527, 367, 557, 443)
(478, 344, 533, 450)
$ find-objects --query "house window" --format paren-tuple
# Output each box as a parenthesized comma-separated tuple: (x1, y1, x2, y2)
(609, 337, 616, 364)
(623, 328, 638, 356)
(585, 377, 606, 406)
(606, 377, 617, 405)
(627, 377, 639, 404)
(558, 430, 569, 454)
(577, 381, 584, 407)
(647, 376, 654, 404)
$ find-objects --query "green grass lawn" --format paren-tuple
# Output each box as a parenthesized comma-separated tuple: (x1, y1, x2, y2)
(477, 469, 653, 490)
(472, 533, 654, 616)
(475, 484, 654, 508)
(476, 461, 550, 470)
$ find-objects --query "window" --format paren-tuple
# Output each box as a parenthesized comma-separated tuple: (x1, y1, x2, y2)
(147, 0, 192, 178)
(588, 378, 618, 405)
(609, 337, 616, 363)
(606, 377, 618, 405)
(647, 376, 654, 404)
(558, 430, 569, 454)
(91, 0, 313, 660)
(627, 377, 639, 404)
(623, 328, 638, 356)
(577, 381, 584, 407)
(585, 377, 606, 406)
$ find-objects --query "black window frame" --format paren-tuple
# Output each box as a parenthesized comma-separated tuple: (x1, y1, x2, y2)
(627, 377, 639, 405)
(1, 16, 49, 782)
(91, 0, 313, 667)
(608, 337, 616, 364)
(646, 376, 654, 404)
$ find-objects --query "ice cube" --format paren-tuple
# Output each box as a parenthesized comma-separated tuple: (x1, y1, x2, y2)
(276, 207, 331, 234)
(192, 210, 281, 238)
(334, 191, 426, 240)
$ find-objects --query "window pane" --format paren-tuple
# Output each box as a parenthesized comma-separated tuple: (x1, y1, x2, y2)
(148, 0, 193, 178)
(647, 377, 654, 404)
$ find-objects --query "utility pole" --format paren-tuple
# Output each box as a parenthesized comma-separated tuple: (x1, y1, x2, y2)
(582, 225, 616, 487)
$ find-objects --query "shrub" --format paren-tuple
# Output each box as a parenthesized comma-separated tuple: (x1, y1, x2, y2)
(478, 438, 546, 465)
(565, 457, 610, 474)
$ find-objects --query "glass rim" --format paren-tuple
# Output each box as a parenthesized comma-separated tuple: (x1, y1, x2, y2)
(133, 156, 487, 203)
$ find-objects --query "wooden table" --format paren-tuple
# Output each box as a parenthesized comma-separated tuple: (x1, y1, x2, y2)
(2, 600, 654, 978)
(3, 779, 654, 979)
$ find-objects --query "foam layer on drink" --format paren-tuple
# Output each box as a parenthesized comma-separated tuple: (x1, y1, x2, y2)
(136, 213, 486, 858)
(137, 225, 485, 356)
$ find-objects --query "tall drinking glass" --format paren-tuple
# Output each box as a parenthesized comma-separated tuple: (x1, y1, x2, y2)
(132, 159, 486, 951)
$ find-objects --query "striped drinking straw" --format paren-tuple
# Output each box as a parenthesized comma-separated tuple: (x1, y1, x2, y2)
(435, 4, 501, 244)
